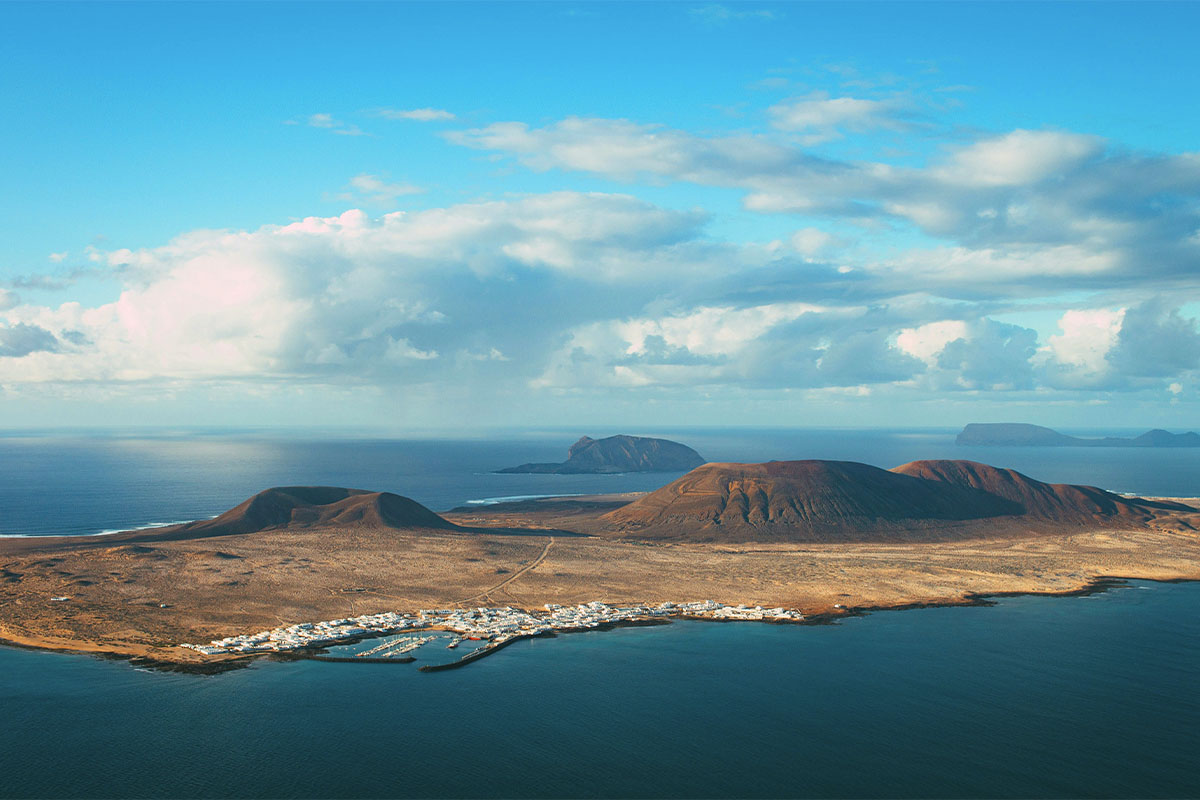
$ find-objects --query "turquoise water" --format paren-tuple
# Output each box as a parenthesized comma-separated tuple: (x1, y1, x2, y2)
(1, 430, 1199, 797)
(1, 583, 1198, 798)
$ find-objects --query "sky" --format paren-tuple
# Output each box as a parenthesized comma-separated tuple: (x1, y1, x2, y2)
(2, 0, 1200, 432)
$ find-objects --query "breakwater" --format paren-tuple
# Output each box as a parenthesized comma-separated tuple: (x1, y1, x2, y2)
(302, 654, 417, 664)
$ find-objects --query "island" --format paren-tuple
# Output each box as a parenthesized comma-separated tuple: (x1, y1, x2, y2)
(496, 434, 705, 473)
(2, 457, 1199, 671)
(957, 423, 1200, 447)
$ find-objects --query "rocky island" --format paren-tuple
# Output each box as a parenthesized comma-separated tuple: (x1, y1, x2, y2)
(957, 423, 1200, 447)
(496, 434, 705, 474)
(2, 457, 1199, 670)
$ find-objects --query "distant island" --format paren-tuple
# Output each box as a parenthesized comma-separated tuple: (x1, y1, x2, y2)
(957, 423, 1200, 447)
(3, 456, 1199, 671)
(496, 434, 705, 474)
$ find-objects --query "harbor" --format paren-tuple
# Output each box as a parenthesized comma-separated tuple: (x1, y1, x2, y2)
(180, 600, 805, 669)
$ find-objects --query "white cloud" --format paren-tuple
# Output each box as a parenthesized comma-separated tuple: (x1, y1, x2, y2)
(384, 337, 438, 361)
(530, 301, 930, 391)
(1107, 300, 1200, 378)
(1043, 309, 1124, 370)
(935, 129, 1101, 187)
(1037, 308, 1125, 388)
(48, 252, 67, 263)
(342, 173, 423, 205)
(618, 302, 829, 357)
(896, 320, 969, 363)
(294, 113, 367, 136)
(449, 114, 1200, 295)
(378, 107, 455, 122)
(896, 318, 1039, 390)
(0, 194, 725, 387)
(448, 117, 812, 187)
(768, 92, 907, 144)
(789, 227, 843, 257)
(878, 245, 1122, 286)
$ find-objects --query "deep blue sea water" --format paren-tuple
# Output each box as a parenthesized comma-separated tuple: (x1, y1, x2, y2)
(2, 429, 1199, 798)
(2, 427, 1198, 537)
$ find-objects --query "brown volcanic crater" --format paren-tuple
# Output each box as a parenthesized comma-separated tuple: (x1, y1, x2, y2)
(166, 486, 458, 539)
(601, 460, 1022, 542)
(599, 459, 1197, 542)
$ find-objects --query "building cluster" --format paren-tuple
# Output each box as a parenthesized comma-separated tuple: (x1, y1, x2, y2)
(181, 600, 803, 656)
(181, 611, 422, 655)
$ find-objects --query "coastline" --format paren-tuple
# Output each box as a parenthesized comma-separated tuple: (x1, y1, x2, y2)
(4, 484, 1199, 673)
(3, 571, 1196, 673)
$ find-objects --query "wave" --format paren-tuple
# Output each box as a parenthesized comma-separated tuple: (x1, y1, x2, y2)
(463, 493, 587, 506)
(0, 516, 216, 539)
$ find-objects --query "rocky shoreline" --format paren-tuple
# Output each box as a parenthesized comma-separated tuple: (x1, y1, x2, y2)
(3, 574, 1193, 675)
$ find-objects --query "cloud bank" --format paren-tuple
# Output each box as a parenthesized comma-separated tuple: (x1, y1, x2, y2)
(6, 93, 1200, 424)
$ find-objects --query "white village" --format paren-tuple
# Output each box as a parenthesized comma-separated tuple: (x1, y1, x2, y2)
(181, 600, 805, 667)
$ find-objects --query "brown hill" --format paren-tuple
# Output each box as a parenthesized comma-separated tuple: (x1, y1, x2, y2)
(601, 460, 1023, 542)
(891, 460, 1196, 523)
(166, 486, 458, 539)
(599, 459, 1199, 543)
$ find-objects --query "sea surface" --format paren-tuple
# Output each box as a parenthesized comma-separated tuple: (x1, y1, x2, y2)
(1, 428, 1199, 798)
(2, 426, 1199, 537)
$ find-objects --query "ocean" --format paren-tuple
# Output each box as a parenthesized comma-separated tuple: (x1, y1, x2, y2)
(1, 428, 1199, 798)
(2, 427, 1198, 537)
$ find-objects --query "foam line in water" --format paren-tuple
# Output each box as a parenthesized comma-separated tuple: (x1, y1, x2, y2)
(464, 493, 588, 506)
(0, 516, 216, 538)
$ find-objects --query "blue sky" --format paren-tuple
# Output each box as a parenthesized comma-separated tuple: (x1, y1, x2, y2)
(2, 1, 1200, 430)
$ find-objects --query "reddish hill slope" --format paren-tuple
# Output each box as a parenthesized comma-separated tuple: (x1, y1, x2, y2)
(601, 460, 1023, 542)
(891, 460, 1195, 523)
(600, 459, 1197, 542)
(165, 486, 458, 538)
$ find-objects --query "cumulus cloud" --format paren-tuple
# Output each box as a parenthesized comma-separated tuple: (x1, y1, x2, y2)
(533, 301, 927, 390)
(1037, 308, 1125, 389)
(935, 320, 1038, 390)
(1107, 300, 1200, 378)
(0, 194, 732, 387)
(378, 107, 455, 122)
(897, 318, 1038, 390)
(896, 320, 970, 363)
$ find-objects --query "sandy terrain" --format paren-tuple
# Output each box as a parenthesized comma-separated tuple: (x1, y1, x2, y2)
(2, 507, 1199, 667)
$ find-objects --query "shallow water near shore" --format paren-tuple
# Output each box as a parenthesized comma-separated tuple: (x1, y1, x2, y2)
(1, 581, 1199, 798)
